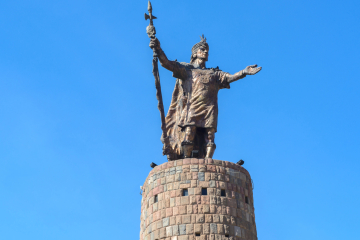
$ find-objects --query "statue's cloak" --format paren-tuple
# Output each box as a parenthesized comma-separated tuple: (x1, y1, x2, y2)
(164, 62, 231, 157)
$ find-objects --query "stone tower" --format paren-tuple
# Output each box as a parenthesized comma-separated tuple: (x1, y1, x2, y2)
(140, 158, 257, 240)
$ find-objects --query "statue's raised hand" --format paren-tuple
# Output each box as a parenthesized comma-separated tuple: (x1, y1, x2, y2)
(244, 64, 262, 75)
(149, 38, 161, 50)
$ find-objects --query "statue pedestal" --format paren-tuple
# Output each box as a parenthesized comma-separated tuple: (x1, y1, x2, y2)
(140, 158, 257, 240)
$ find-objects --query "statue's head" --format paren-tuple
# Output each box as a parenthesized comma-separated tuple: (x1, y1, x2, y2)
(190, 35, 209, 64)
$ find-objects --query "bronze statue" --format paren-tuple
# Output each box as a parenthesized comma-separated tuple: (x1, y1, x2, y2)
(145, 2, 261, 161)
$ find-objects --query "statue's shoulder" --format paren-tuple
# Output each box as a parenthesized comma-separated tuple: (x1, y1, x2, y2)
(175, 61, 195, 70)
(209, 66, 222, 72)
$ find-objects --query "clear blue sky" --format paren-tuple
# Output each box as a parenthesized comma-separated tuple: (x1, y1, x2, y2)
(0, 1, 359, 239)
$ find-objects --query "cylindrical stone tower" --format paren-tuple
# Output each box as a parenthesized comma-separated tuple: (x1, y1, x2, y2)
(140, 158, 257, 240)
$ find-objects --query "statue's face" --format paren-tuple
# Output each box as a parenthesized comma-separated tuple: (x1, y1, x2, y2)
(196, 45, 209, 61)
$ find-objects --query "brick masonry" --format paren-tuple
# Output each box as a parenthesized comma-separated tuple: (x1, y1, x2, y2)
(140, 158, 257, 240)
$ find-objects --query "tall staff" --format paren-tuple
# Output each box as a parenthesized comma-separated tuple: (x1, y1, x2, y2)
(145, 1, 172, 158)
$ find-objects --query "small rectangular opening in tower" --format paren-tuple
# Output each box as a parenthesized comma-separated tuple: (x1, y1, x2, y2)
(195, 233, 201, 236)
(225, 234, 229, 238)
(182, 189, 188, 196)
(154, 194, 158, 203)
(245, 196, 249, 204)
(221, 189, 226, 196)
(202, 188, 207, 195)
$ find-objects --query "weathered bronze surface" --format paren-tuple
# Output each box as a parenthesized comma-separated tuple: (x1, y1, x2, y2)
(146, 2, 261, 161)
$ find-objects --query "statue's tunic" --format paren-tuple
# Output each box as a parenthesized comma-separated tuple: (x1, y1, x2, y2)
(165, 62, 230, 155)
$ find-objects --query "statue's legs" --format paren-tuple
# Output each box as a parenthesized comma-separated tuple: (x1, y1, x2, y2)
(182, 126, 196, 158)
(205, 128, 216, 158)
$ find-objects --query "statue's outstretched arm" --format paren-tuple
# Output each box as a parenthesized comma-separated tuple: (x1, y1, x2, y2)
(149, 38, 175, 72)
(227, 64, 262, 83)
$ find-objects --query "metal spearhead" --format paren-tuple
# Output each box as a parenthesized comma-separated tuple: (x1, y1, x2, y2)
(145, 1, 157, 25)
(145, 1, 157, 38)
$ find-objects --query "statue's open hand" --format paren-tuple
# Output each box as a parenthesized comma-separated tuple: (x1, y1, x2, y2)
(149, 38, 160, 50)
(244, 64, 262, 75)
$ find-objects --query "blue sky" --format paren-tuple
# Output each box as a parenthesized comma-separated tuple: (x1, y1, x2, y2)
(0, 0, 359, 239)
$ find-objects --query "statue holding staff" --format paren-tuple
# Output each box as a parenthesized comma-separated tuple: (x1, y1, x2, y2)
(145, 2, 261, 160)
(149, 36, 261, 160)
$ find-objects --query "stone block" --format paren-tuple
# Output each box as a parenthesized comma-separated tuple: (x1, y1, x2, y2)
(196, 195, 201, 204)
(217, 224, 224, 234)
(196, 214, 205, 223)
(182, 165, 190, 173)
(154, 230, 160, 239)
(234, 226, 241, 237)
(210, 196, 217, 205)
(187, 205, 193, 214)
(207, 165, 216, 172)
(213, 214, 220, 223)
(205, 214, 212, 222)
(190, 165, 199, 172)
(179, 236, 189, 240)
(190, 195, 196, 205)
(166, 208, 173, 217)
(193, 205, 198, 214)
(194, 188, 201, 195)
(180, 183, 191, 189)
(206, 158, 214, 164)
(205, 173, 211, 181)
(160, 227, 166, 238)
(201, 196, 210, 204)
(198, 172, 205, 181)
(187, 173, 192, 180)
(203, 205, 210, 213)
(191, 214, 196, 223)
(183, 159, 191, 165)
(182, 215, 191, 224)
(156, 220, 162, 229)
(179, 224, 186, 235)
(186, 224, 194, 234)
(161, 209, 166, 219)
(199, 165, 206, 172)
(176, 215, 182, 225)
(210, 205, 216, 214)
(163, 217, 170, 227)
(210, 223, 217, 234)
(176, 166, 183, 173)
(203, 223, 210, 234)
(166, 226, 173, 237)
(191, 180, 198, 188)
(172, 225, 179, 236)
(179, 205, 186, 215)
(189, 188, 194, 196)
(175, 174, 181, 182)
(176, 197, 181, 206)
(173, 206, 179, 215)
(175, 189, 182, 197)
(194, 223, 202, 234)
(208, 188, 215, 196)
(181, 196, 189, 205)
(224, 224, 230, 235)
(191, 158, 199, 164)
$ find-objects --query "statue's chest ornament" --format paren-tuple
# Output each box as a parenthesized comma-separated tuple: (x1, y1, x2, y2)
(193, 71, 214, 84)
